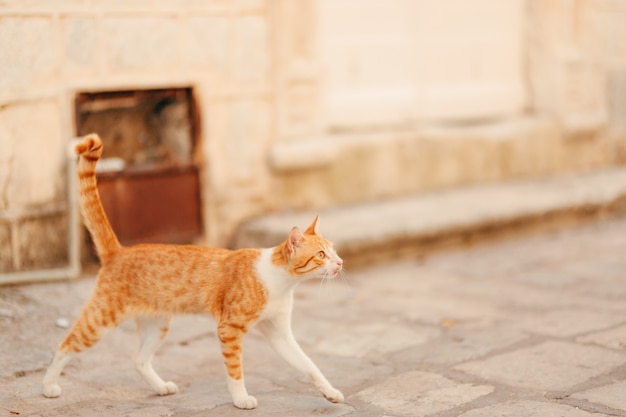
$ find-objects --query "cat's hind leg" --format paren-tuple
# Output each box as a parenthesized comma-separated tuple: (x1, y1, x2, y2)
(135, 316, 178, 396)
(43, 297, 118, 398)
(42, 351, 72, 398)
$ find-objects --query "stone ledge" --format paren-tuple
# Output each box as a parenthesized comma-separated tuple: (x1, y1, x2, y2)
(235, 167, 626, 266)
(268, 116, 551, 174)
(269, 138, 339, 172)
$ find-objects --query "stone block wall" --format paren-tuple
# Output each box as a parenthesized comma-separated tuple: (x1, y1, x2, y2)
(265, 0, 626, 224)
(1, 0, 626, 275)
(0, 0, 275, 273)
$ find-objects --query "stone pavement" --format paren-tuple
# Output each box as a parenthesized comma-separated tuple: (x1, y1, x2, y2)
(2, 217, 626, 416)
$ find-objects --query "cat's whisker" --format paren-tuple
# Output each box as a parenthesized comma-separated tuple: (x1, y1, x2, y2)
(319, 272, 331, 293)
(326, 277, 334, 292)
(338, 269, 354, 289)
(316, 275, 325, 296)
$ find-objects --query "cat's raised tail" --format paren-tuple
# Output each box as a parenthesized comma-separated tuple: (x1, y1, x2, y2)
(75, 134, 121, 258)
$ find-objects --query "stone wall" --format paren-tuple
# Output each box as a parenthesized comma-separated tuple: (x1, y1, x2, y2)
(1, 0, 626, 274)
(0, 0, 275, 272)
(265, 0, 626, 225)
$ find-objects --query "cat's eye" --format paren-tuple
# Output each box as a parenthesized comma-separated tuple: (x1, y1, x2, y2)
(317, 251, 325, 259)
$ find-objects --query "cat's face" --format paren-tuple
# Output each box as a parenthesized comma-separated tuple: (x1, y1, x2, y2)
(283, 217, 343, 279)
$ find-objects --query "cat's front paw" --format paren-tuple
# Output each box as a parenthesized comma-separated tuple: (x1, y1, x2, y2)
(43, 383, 62, 398)
(322, 386, 344, 404)
(157, 381, 178, 396)
(233, 395, 258, 409)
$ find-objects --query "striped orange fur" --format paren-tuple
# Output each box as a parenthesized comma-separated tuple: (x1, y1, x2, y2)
(43, 134, 344, 409)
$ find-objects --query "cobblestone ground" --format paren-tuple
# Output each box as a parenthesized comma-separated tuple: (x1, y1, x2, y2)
(2, 218, 626, 416)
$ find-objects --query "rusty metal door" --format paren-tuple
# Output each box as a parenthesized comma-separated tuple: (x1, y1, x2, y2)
(75, 88, 203, 248)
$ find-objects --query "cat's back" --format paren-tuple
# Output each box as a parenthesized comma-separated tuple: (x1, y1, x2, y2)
(129, 243, 230, 259)
(98, 243, 240, 315)
(101, 243, 232, 280)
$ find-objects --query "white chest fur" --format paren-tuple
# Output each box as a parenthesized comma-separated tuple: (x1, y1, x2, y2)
(255, 248, 297, 321)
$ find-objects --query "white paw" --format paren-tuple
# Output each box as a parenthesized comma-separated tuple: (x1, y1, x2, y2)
(322, 387, 344, 403)
(233, 395, 258, 409)
(43, 383, 62, 398)
(157, 381, 178, 396)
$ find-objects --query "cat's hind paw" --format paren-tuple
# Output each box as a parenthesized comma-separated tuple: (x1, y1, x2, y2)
(233, 395, 258, 410)
(43, 383, 62, 398)
(322, 387, 344, 404)
(157, 381, 178, 396)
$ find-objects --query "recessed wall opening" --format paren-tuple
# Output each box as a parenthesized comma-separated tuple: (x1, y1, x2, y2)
(75, 87, 203, 254)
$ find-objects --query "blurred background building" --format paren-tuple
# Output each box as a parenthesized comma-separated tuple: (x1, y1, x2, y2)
(1, 0, 626, 276)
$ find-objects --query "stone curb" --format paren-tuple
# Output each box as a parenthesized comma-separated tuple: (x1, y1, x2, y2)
(236, 167, 626, 265)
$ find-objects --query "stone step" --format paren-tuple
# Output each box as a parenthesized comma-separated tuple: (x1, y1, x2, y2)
(235, 167, 626, 266)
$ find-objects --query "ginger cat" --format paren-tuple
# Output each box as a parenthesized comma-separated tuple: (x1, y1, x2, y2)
(42, 134, 344, 409)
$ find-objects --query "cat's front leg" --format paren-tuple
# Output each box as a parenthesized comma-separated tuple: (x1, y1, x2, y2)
(217, 321, 257, 409)
(227, 376, 257, 409)
(257, 318, 344, 404)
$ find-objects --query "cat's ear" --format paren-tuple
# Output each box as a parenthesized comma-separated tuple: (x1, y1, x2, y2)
(304, 215, 319, 235)
(287, 226, 303, 253)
